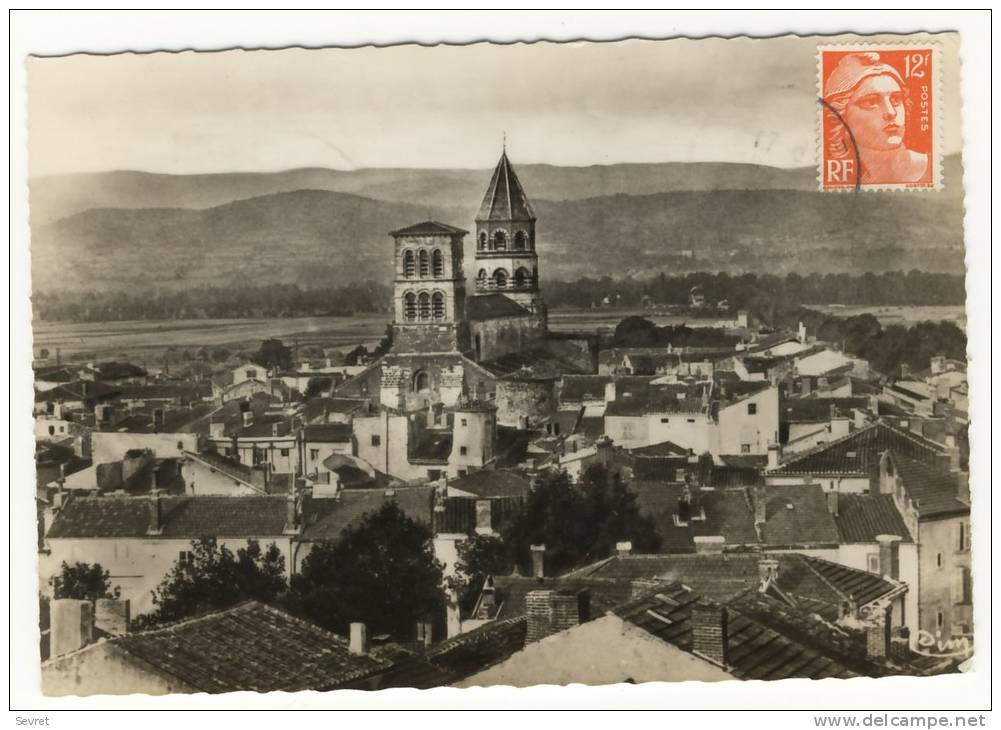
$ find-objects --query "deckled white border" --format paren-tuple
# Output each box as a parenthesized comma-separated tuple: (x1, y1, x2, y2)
(8, 11, 991, 720)
(816, 42, 944, 192)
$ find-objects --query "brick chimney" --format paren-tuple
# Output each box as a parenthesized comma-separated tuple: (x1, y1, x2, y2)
(616, 541, 632, 557)
(146, 489, 164, 536)
(865, 605, 891, 661)
(349, 622, 368, 655)
(691, 601, 728, 668)
(876, 535, 901, 580)
(530, 544, 546, 578)
(50, 599, 94, 658)
(525, 589, 590, 644)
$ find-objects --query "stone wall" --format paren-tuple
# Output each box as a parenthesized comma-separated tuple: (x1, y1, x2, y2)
(495, 379, 556, 428)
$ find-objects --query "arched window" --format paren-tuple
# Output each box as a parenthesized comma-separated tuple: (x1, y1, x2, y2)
(514, 267, 531, 288)
(403, 250, 415, 278)
(432, 249, 444, 278)
(418, 250, 430, 278)
(493, 268, 508, 289)
(403, 292, 417, 322)
(418, 292, 431, 321)
(493, 230, 507, 250)
(432, 291, 445, 320)
(514, 230, 527, 250)
(414, 371, 430, 392)
(478, 232, 487, 250)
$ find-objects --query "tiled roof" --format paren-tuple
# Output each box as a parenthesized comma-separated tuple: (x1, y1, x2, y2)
(91, 361, 148, 380)
(465, 293, 533, 322)
(301, 487, 435, 540)
(629, 441, 689, 458)
(482, 575, 638, 622)
(613, 584, 868, 680)
(35, 380, 121, 403)
(107, 404, 218, 434)
(890, 453, 969, 519)
(834, 494, 913, 543)
(605, 383, 708, 417)
(758, 484, 841, 547)
(433, 495, 523, 534)
(425, 616, 528, 682)
(390, 220, 468, 237)
(302, 423, 353, 443)
(112, 601, 389, 692)
(47, 495, 289, 539)
(769, 421, 947, 479)
(476, 151, 536, 221)
(448, 469, 531, 499)
(558, 375, 614, 402)
(781, 397, 870, 423)
(630, 483, 758, 552)
(117, 382, 211, 401)
(568, 552, 897, 614)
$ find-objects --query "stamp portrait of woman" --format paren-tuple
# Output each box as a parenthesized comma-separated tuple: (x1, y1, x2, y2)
(823, 51, 929, 185)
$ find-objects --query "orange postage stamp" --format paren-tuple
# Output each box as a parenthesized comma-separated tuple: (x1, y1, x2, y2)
(819, 45, 939, 191)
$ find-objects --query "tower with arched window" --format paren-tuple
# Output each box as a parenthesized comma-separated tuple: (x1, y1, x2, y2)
(390, 220, 469, 353)
(472, 150, 545, 316)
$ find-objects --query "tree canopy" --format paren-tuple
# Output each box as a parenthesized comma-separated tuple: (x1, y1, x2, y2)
(499, 465, 661, 578)
(287, 502, 445, 639)
(253, 338, 293, 371)
(142, 538, 285, 626)
(51, 561, 120, 601)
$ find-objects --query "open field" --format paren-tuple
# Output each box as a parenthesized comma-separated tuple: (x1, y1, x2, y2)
(803, 304, 966, 331)
(31, 305, 966, 363)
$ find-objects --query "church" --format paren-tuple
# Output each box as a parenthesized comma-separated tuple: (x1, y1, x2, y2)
(336, 150, 596, 444)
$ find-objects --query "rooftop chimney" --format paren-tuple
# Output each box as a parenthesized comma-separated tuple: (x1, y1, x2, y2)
(865, 605, 891, 661)
(94, 598, 131, 636)
(283, 492, 300, 535)
(899, 363, 911, 380)
(525, 589, 590, 645)
(826, 489, 839, 517)
(616, 541, 632, 557)
(475, 499, 493, 536)
(767, 443, 780, 470)
(146, 489, 163, 535)
(530, 544, 546, 579)
(876, 534, 902, 580)
(691, 601, 729, 668)
(50, 599, 94, 658)
(693, 535, 726, 554)
(758, 558, 780, 589)
(754, 487, 768, 526)
(349, 622, 369, 655)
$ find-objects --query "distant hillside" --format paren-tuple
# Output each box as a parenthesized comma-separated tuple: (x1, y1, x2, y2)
(28, 160, 826, 225)
(32, 179, 966, 295)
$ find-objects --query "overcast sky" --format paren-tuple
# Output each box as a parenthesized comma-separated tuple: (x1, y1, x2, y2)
(27, 33, 960, 176)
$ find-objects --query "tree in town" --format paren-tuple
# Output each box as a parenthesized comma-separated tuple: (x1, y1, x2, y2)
(445, 533, 508, 611)
(501, 465, 661, 577)
(50, 561, 120, 601)
(253, 338, 293, 371)
(287, 502, 445, 638)
(143, 538, 286, 626)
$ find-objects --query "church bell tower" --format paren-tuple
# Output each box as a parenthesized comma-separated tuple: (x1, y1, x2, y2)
(472, 150, 546, 316)
(389, 220, 470, 354)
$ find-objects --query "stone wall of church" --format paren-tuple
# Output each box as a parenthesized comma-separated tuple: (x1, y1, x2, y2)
(542, 334, 600, 374)
(470, 314, 547, 363)
(495, 378, 557, 428)
(393, 321, 470, 355)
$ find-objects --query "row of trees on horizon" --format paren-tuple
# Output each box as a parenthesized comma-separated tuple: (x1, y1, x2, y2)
(33, 270, 966, 324)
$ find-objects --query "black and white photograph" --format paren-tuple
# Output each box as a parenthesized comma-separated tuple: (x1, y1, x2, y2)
(9, 11, 991, 718)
